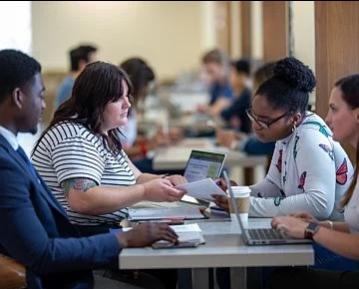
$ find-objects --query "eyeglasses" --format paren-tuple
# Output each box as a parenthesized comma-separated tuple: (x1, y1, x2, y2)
(246, 109, 289, 129)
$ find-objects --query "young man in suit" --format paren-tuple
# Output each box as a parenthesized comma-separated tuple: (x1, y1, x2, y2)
(0, 49, 178, 289)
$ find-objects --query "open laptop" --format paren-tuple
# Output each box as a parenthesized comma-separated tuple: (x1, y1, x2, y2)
(183, 150, 226, 183)
(223, 171, 311, 246)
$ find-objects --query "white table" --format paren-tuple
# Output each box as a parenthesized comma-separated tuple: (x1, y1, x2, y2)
(119, 219, 314, 289)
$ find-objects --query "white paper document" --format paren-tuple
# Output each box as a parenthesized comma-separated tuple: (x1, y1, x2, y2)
(176, 178, 227, 202)
(170, 223, 202, 233)
(170, 223, 205, 244)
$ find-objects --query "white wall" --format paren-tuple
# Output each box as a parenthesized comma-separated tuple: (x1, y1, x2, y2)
(292, 1, 315, 72)
(292, 1, 315, 105)
(0, 1, 31, 53)
(251, 1, 263, 60)
(247, 1, 315, 67)
(230, 1, 240, 59)
(200, 1, 216, 52)
(32, 1, 207, 80)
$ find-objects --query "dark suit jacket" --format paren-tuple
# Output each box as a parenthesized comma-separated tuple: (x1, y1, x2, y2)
(0, 134, 121, 289)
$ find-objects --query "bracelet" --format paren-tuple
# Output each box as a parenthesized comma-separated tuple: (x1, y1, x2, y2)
(327, 220, 334, 230)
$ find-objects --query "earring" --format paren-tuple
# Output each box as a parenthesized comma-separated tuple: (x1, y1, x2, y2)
(291, 123, 297, 133)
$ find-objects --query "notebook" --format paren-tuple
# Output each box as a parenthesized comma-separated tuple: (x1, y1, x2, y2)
(127, 206, 206, 221)
(152, 223, 205, 249)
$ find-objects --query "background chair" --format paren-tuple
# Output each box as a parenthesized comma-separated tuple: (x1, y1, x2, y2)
(0, 254, 26, 289)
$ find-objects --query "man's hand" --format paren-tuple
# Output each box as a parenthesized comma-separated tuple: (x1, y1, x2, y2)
(117, 223, 178, 247)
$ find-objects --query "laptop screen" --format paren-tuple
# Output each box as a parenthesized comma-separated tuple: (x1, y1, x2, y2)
(183, 150, 226, 183)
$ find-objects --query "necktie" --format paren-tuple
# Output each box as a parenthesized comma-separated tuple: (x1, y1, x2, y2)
(16, 146, 38, 179)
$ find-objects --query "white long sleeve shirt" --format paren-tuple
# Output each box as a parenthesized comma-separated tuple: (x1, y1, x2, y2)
(249, 112, 353, 220)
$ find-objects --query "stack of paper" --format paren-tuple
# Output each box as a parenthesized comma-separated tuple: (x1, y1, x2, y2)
(152, 223, 206, 248)
(171, 223, 205, 244)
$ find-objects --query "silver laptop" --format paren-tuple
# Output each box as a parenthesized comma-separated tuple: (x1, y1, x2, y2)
(223, 171, 311, 246)
(184, 150, 226, 183)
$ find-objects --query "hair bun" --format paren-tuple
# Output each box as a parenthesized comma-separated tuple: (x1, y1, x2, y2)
(274, 57, 316, 93)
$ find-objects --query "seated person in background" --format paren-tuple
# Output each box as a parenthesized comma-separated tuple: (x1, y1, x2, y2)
(119, 57, 155, 150)
(217, 62, 276, 155)
(214, 57, 353, 220)
(55, 44, 97, 109)
(220, 58, 252, 133)
(119, 58, 183, 173)
(0, 49, 178, 289)
(198, 48, 233, 117)
(270, 74, 359, 289)
(32, 61, 186, 236)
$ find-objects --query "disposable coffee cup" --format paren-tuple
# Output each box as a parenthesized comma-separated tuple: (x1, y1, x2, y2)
(228, 186, 251, 228)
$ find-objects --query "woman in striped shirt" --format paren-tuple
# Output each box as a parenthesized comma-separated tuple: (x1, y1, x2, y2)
(32, 61, 186, 235)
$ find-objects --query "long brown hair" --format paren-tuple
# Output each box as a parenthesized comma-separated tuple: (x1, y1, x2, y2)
(120, 58, 155, 108)
(337, 74, 359, 207)
(34, 61, 132, 154)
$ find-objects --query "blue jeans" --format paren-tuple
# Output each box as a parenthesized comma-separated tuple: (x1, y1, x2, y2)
(312, 243, 359, 271)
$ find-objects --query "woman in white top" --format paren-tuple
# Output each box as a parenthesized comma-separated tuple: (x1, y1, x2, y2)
(32, 62, 186, 236)
(118, 58, 177, 170)
(270, 74, 359, 289)
(214, 57, 353, 220)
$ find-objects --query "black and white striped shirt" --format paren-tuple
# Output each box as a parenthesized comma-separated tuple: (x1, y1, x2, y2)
(32, 121, 136, 226)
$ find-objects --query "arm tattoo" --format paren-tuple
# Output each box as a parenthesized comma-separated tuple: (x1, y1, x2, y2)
(61, 178, 97, 196)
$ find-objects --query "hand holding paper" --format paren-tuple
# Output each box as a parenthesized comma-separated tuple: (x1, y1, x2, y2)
(176, 178, 226, 202)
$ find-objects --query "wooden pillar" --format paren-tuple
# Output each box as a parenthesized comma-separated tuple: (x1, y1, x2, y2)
(315, 1, 359, 118)
(315, 1, 359, 160)
(262, 1, 289, 61)
(240, 1, 252, 58)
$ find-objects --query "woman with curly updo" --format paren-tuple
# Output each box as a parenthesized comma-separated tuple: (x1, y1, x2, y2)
(214, 57, 353, 220)
(215, 57, 357, 289)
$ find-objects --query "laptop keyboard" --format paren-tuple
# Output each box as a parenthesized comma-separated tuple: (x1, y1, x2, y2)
(248, 228, 285, 240)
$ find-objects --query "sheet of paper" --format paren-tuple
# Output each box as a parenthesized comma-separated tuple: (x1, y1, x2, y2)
(170, 223, 201, 233)
(176, 178, 226, 201)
